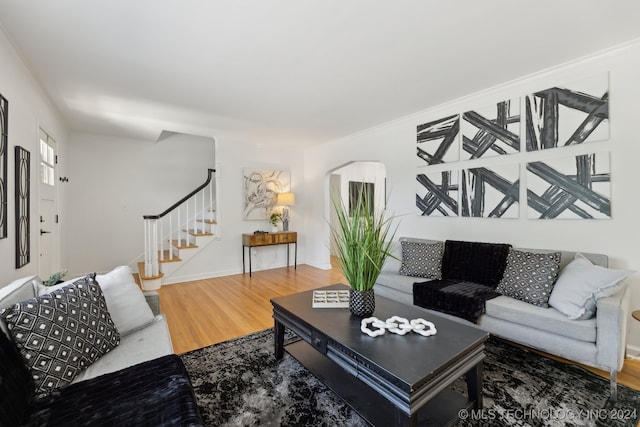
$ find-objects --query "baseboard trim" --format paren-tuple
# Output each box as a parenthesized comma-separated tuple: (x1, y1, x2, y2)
(627, 344, 640, 359)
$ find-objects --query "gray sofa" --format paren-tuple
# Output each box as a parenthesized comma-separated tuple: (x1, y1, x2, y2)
(0, 273, 174, 383)
(0, 268, 203, 426)
(375, 237, 631, 400)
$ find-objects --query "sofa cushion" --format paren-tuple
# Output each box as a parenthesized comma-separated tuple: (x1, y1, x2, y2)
(72, 315, 173, 383)
(0, 274, 121, 395)
(0, 326, 34, 426)
(38, 266, 155, 336)
(0, 275, 38, 311)
(398, 240, 443, 279)
(549, 253, 632, 320)
(485, 296, 596, 343)
(376, 271, 426, 296)
(496, 249, 561, 308)
(441, 240, 511, 286)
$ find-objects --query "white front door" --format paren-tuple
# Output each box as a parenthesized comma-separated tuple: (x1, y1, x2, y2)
(38, 129, 58, 279)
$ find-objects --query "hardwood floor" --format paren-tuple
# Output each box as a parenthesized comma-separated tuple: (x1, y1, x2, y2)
(157, 263, 346, 354)
(157, 263, 640, 392)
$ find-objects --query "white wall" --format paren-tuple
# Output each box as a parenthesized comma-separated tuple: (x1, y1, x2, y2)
(161, 136, 306, 283)
(0, 27, 68, 286)
(303, 41, 640, 350)
(61, 132, 215, 275)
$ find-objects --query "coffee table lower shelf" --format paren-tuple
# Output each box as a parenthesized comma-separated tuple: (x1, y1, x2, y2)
(285, 340, 473, 427)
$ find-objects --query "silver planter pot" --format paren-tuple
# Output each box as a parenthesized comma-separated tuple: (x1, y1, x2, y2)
(349, 289, 375, 317)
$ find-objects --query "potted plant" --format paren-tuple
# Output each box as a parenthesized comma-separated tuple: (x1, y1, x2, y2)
(330, 188, 397, 316)
(269, 211, 282, 232)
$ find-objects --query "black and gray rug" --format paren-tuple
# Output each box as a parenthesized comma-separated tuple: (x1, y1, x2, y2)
(180, 329, 640, 427)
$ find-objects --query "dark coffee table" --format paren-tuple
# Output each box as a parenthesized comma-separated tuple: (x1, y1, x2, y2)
(271, 283, 489, 427)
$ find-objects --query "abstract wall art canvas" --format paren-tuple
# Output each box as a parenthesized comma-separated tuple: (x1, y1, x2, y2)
(0, 94, 7, 239)
(460, 164, 520, 218)
(525, 74, 609, 151)
(416, 170, 458, 216)
(416, 114, 460, 166)
(15, 146, 30, 268)
(243, 168, 290, 220)
(526, 152, 610, 219)
(462, 98, 520, 160)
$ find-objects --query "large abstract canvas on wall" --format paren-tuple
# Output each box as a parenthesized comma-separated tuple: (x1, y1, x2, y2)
(460, 164, 519, 218)
(416, 114, 459, 165)
(416, 170, 458, 216)
(243, 168, 290, 220)
(526, 152, 610, 219)
(525, 73, 609, 151)
(0, 94, 7, 239)
(462, 98, 520, 160)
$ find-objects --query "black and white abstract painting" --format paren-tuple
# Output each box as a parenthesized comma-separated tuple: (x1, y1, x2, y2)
(15, 146, 30, 268)
(526, 152, 610, 219)
(462, 99, 520, 160)
(461, 165, 520, 218)
(416, 170, 458, 216)
(416, 114, 459, 165)
(243, 168, 290, 220)
(526, 74, 609, 151)
(0, 94, 7, 239)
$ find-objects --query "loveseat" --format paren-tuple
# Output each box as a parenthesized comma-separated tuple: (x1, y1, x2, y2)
(0, 267, 202, 426)
(375, 237, 632, 400)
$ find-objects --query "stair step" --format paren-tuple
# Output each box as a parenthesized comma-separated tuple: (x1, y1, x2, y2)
(158, 250, 181, 263)
(197, 219, 217, 225)
(171, 239, 198, 249)
(137, 262, 164, 280)
(184, 229, 214, 237)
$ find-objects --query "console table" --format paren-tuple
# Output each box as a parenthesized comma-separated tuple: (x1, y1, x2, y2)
(242, 232, 297, 277)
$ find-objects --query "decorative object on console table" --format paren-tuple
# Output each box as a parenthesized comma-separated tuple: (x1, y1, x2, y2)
(330, 187, 396, 317)
(276, 192, 295, 231)
(268, 211, 282, 232)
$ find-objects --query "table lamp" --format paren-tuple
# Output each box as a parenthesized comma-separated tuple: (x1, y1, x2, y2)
(276, 192, 295, 231)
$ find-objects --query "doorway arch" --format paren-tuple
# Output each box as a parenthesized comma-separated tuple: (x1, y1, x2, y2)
(325, 161, 387, 258)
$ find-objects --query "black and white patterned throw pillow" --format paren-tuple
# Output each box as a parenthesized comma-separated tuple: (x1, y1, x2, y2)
(496, 249, 561, 307)
(0, 274, 120, 396)
(399, 241, 443, 279)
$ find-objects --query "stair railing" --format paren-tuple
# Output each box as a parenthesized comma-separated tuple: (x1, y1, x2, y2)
(142, 168, 216, 278)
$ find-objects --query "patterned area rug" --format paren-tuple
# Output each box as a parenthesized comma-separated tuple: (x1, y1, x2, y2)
(180, 329, 640, 427)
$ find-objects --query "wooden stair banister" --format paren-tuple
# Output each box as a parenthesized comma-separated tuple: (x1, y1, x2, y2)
(141, 169, 217, 288)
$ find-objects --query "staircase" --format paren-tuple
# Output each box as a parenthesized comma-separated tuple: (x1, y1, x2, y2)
(138, 168, 218, 290)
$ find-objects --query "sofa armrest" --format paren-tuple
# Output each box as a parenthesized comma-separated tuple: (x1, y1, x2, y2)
(143, 291, 161, 316)
(595, 284, 630, 372)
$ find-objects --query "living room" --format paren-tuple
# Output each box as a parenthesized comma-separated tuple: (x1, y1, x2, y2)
(1, 2, 640, 426)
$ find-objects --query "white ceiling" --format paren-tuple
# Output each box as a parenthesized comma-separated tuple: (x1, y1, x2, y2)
(1, 1, 640, 146)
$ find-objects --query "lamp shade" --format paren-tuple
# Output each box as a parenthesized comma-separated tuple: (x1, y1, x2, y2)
(276, 192, 295, 206)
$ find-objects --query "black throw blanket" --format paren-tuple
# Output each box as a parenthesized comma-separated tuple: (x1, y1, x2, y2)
(24, 354, 203, 427)
(441, 240, 511, 286)
(413, 279, 501, 323)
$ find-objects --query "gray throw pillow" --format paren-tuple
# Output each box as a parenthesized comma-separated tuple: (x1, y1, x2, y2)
(0, 274, 120, 396)
(496, 249, 561, 308)
(399, 241, 443, 279)
(548, 253, 633, 320)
